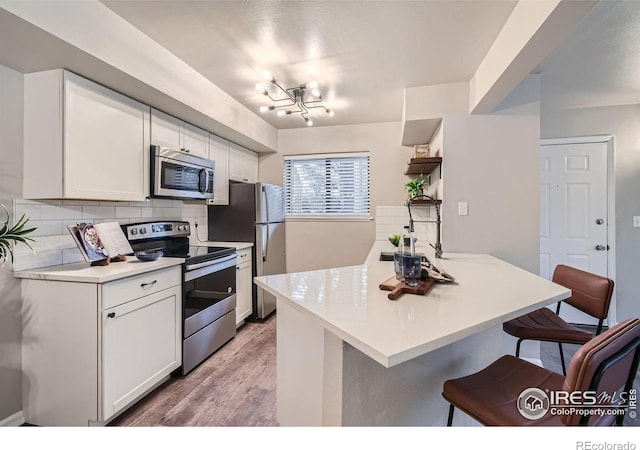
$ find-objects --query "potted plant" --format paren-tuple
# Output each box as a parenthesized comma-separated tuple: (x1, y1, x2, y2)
(404, 174, 427, 201)
(0, 204, 37, 266)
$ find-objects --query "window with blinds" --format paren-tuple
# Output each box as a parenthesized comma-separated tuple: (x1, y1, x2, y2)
(283, 153, 370, 218)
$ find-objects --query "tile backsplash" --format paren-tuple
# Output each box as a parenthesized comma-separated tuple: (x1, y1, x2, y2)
(13, 198, 207, 271)
(375, 205, 439, 250)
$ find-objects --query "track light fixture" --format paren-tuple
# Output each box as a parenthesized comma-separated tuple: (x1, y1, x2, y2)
(256, 71, 333, 126)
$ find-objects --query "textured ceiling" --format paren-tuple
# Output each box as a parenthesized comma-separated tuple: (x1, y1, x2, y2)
(536, 1, 640, 112)
(101, 0, 516, 129)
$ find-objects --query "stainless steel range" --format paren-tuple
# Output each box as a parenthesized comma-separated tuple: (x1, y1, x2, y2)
(122, 220, 237, 375)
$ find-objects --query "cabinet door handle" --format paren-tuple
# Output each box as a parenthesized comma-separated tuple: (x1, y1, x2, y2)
(107, 312, 116, 319)
(141, 280, 158, 288)
(236, 266, 240, 270)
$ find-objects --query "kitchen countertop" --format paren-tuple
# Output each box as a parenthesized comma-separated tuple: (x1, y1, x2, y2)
(255, 240, 571, 368)
(195, 241, 253, 250)
(13, 256, 185, 284)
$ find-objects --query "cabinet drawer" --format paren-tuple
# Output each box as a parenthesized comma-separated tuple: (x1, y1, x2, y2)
(102, 266, 181, 310)
(237, 248, 252, 263)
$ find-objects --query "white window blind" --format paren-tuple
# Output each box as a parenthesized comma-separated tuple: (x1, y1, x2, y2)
(283, 152, 370, 218)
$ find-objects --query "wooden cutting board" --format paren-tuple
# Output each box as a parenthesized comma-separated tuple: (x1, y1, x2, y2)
(379, 276, 436, 300)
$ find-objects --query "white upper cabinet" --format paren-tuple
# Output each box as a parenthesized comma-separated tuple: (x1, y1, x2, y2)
(229, 142, 259, 183)
(182, 122, 209, 158)
(150, 109, 182, 149)
(208, 133, 230, 205)
(151, 108, 209, 159)
(23, 70, 150, 202)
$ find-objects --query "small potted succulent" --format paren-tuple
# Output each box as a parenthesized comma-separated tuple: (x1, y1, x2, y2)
(0, 204, 37, 266)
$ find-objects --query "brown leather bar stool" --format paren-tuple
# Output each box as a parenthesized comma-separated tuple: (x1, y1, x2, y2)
(442, 318, 640, 426)
(503, 264, 614, 375)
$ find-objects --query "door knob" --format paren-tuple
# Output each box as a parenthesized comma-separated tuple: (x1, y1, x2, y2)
(595, 245, 608, 251)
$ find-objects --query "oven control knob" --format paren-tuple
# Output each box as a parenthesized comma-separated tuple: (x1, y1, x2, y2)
(184, 225, 190, 232)
(177, 225, 184, 231)
(140, 227, 147, 235)
(130, 228, 138, 235)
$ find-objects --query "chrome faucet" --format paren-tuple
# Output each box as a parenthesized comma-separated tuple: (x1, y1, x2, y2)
(407, 195, 443, 258)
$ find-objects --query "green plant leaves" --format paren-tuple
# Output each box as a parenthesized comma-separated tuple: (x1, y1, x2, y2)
(404, 174, 427, 198)
(0, 203, 37, 265)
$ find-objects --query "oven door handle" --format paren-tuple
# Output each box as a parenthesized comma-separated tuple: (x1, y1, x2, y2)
(185, 254, 237, 279)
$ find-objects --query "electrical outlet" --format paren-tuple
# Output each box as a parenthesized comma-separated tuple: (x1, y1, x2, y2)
(458, 202, 468, 216)
(633, 216, 640, 228)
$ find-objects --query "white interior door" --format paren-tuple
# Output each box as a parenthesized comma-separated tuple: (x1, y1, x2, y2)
(540, 141, 609, 325)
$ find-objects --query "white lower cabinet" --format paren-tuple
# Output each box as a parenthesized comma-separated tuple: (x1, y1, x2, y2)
(21, 266, 182, 426)
(101, 285, 181, 421)
(236, 248, 253, 327)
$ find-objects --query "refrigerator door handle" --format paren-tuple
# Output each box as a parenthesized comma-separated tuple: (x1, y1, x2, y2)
(263, 224, 270, 262)
(262, 185, 270, 224)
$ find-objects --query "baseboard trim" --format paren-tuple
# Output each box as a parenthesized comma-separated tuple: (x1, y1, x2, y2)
(0, 411, 25, 427)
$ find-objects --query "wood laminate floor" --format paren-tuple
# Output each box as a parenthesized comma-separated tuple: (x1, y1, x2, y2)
(109, 313, 278, 427)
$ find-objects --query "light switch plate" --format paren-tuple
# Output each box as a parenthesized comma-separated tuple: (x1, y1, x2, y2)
(634, 216, 640, 227)
(458, 202, 468, 216)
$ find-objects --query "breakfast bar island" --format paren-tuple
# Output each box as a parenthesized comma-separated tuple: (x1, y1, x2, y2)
(254, 242, 570, 426)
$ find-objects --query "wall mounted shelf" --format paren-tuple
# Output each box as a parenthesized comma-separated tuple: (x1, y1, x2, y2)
(408, 198, 442, 206)
(404, 157, 442, 176)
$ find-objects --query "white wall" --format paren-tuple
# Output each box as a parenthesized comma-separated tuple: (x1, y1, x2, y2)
(405, 76, 542, 274)
(260, 122, 412, 273)
(0, 64, 24, 422)
(265, 77, 542, 275)
(541, 104, 640, 321)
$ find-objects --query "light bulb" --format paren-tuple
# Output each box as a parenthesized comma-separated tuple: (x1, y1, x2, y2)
(259, 106, 269, 113)
(263, 70, 275, 82)
(255, 83, 268, 95)
(277, 110, 286, 117)
(326, 108, 334, 117)
(308, 81, 319, 89)
(311, 88, 321, 98)
(305, 118, 313, 126)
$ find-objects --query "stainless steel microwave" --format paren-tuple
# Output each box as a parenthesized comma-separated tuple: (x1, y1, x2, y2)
(151, 145, 215, 200)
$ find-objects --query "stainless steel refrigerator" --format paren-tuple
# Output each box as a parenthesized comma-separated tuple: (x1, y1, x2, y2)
(207, 181, 286, 320)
